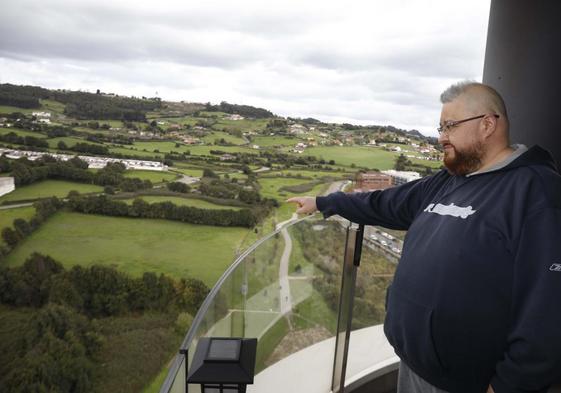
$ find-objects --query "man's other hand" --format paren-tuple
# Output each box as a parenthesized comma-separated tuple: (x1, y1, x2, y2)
(487, 385, 495, 393)
(286, 196, 317, 214)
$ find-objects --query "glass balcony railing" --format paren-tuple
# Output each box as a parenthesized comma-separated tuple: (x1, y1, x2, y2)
(160, 214, 398, 393)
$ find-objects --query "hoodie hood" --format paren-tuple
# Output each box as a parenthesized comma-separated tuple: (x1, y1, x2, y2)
(503, 144, 558, 172)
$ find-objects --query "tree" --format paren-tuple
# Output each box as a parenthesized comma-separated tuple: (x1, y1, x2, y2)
(68, 156, 88, 169)
(1, 227, 20, 247)
(202, 168, 218, 178)
(167, 182, 190, 193)
(13, 218, 31, 238)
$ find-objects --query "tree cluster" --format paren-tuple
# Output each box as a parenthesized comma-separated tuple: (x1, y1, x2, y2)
(0, 197, 63, 254)
(51, 90, 161, 121)
(198, 178, 261, 204)
(0, 253, 209, 392)
(0, 83, 163, 121)
(68, 195, 260, 228)
(86, 133, 134, 145)
(167, 182, 190, 193)
(0, 253, 208, 317)
(65, 142, 110, 155)
(6, 156, 152, 192)
(0, 132, 49, 148)
(204, 101, 273, 119)
(0, 83, 50, 109)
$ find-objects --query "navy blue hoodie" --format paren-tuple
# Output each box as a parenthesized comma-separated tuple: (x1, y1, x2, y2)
(316, 146, 561, 393)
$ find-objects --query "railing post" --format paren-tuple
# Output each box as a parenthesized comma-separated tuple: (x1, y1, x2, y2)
(331, 223, 364, 393)
(179, 349, 189, 393)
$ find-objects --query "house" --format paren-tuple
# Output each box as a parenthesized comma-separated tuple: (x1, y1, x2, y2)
(227, 114, 245, 121)
(182, 137, 201, 145)
(220, 154, 236, 161)
(32, 111, 51, 118)
(381, 170, 421, 186)
(354, 172, 392, 192)
(289, 124, 307, 135)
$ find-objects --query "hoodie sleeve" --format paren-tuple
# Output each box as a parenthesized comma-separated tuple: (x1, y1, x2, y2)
(490, 208, 561, 393)
(315, 175, 432, 229)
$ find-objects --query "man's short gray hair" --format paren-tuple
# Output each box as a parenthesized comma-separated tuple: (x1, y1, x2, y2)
(440, 81, 509, 121)
(440, 80, 478, 104)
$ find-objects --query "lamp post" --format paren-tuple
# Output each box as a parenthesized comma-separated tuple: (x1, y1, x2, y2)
(187, 337, 257, 393)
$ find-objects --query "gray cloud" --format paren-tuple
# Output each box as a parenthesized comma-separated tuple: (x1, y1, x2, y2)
(0, 0, 491, 136)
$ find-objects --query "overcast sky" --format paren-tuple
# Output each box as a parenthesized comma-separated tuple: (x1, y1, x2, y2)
(0, 0, 491, 136)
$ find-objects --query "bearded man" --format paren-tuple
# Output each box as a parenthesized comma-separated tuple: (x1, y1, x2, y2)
(288, 81, 561, 393)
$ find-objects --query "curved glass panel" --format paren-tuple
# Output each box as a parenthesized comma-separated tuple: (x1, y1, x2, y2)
(162, 214, 347, 393)
(345, 225, 401, 387)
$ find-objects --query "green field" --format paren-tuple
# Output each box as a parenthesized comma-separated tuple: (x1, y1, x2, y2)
(0, 105, 36, 114)
(108, 146, 164, 159)
(0, 127, 47, 138)
(172, 167, 203, 177)
(0, 180, 104, 203)
(202, 131, 246, 145)
(257, 177, 330, 222)
(186, 145, 255, 156)
(121, 196, 242, 210)
(269, 169, 350, 179)
(213, 118, 269, 133)
(40, 99, 66, 114)
(3, 212, 250, 287)
(123, 170, 178, 183)
(258, 177, 329, 200)
(132, 141, 189, 153)
(251, 136, 299, 147)
(302, 146, 400, 169)
(47, 136, 104, 148)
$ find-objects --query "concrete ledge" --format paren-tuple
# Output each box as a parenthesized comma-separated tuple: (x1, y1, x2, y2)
(249, 324, 397, 393)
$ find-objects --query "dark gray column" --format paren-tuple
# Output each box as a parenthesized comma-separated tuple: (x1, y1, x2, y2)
(482, 0, 561, 170)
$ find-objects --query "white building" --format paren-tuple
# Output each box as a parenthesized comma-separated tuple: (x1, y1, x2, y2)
(381, 170, 421, 185)
(0, 148, 168, 171)
(32, 111, 51, 118)
(0, 177, 15, 197)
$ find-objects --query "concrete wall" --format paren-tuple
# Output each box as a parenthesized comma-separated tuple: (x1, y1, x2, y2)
(0, 177, 15, 197)
(483, 0, 561, 170)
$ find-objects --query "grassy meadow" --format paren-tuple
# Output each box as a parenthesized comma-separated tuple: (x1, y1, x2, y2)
(202, 131, 246, 145)
(0, 180, 103, 203)
(303, 146, 401, 169)
(0, 127, 47, 138)
(4, 212, 250, 287)
(123, 170, 179, 183)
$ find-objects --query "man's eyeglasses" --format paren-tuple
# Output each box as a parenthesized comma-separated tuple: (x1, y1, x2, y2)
(437, 114, 500, 135)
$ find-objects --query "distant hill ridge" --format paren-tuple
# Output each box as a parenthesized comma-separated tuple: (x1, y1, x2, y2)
(0, 83, 429, 139)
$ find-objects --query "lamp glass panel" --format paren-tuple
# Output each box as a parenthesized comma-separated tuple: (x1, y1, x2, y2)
(206, 339, 241, 362)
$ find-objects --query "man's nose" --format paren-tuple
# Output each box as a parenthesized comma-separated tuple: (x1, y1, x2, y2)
(438, 132, 448, 145)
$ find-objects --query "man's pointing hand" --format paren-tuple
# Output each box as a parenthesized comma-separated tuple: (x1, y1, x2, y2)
(286, 196, 318, 215)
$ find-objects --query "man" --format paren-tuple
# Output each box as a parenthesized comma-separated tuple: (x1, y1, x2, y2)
(288, 82, 561, 393)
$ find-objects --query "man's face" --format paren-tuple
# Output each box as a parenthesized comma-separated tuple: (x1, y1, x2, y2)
(439, 97, 485, 176)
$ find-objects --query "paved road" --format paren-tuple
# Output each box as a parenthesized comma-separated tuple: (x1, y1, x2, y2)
(0, 202, 33, 210)
(279, 224, 294, 315)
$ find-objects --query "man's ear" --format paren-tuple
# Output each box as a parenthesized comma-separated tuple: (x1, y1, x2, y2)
(481, 115, 498, 139)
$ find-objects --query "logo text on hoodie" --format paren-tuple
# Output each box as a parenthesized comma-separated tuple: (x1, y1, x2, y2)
(549, 264, 561, 272)
(423, 203, 477, 219)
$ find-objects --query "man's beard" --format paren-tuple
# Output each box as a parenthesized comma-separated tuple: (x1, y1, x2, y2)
(443, 141, 484, 176)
